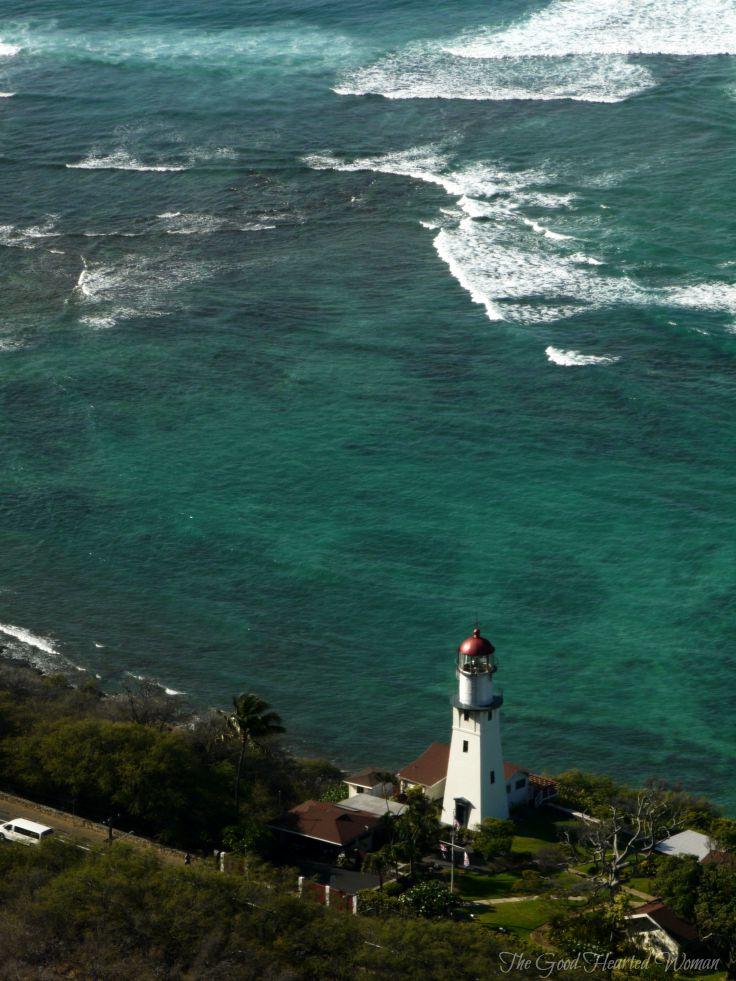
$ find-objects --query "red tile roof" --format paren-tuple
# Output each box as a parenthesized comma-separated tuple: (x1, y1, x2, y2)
(271, 801, 382, 847)
(504, 762, 529, 780)
(397, 742, 450, 788)
(345, 768, 383, 788)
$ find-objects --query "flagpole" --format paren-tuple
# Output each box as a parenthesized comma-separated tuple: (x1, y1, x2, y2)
(450, 823, 455, 894)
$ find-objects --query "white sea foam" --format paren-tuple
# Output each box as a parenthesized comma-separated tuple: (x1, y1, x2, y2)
(452, 0, 736, 59)
(124, 671, 185, 697)
(67, 151, 187, 172)
(308, 146, 736, 328)
(0, 622, 59, 656)
(0, 25, 356, 69)
(522, 217, 576, 241)
(0, 621, 84, 674)
(337, 0, 736, 105)
(545, 346, 620, 366)
(336, 47, 652, 104)
(74, 253, 209, 326)
(0, 218, 58, 248)
(0, 42, 20, 57)
(0, 92, 15, 98)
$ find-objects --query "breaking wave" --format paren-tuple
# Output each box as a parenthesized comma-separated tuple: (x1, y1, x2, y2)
(336, 0, 736, 104)
(74, 253, 210, 326)
(451, 0, 736, 59)
(67, 151, 187, 172)
(306, 145, 736, 330)
(0, 622, 85, 674)
(335, 48, 652, 104)
(0, 218, 58, 248)
(545, 346, 620, 366)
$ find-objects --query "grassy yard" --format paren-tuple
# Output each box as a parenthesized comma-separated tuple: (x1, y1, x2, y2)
(450, 870, 523, 900)
(511, 807, 577, 855)
(475, 897, 576, 937)
(626, 875, 657, 896)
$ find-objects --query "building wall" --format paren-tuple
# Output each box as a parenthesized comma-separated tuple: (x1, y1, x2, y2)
(345, 782, 388, 798)
(401, 778, 446, 802)
(506, 773, 530, 809)
(630, 923, 681, 960)
(441, 702, 508, 828)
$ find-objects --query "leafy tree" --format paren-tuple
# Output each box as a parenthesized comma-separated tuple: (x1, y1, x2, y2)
(392, 787, 440, 877)
(1, 717, 231, 846)
(471, 817, 515, 861)
(399, 880, 461, 919)
(710, 817, 736, 853)
(555, 769, 626, 816)
(362, 847, 393, 891)
(221, 818, 271, 857)
(319, 781, 348, 803)
(653, 855, 703, 920)
(695, 863, 736, 976)
(219, 692, 284, 818)
(549, 902, 626, 957)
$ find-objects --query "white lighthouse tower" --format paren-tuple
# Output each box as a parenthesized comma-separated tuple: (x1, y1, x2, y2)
(440, 626, 508, 829)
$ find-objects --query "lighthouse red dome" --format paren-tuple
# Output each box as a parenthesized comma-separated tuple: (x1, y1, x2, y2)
(458, 626, 495, 658)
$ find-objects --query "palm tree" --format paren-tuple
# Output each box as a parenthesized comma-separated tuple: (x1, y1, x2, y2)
(374, 770, 396, 816)
(363, 847, 392, 891)
(220, 692, 285, 818)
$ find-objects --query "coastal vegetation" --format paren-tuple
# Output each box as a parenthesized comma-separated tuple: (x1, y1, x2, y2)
(0, 656, 733, 979)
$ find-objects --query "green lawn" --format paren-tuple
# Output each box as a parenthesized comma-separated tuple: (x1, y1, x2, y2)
(451, 870, 523, 900)
(626, 875, 656, 896)
(475, 897, 575, 937)
(511, 808, 577, 855)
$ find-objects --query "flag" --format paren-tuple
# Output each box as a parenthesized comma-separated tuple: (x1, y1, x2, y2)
(439, 842, 448, 855)
(463, 851, 470, 868)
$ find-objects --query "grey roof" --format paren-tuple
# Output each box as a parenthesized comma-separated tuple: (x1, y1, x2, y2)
(338, 795, 406, 817)
(654, 829, 711, 861)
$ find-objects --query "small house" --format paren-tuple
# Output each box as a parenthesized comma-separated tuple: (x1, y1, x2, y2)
(626, 900, 699, 960)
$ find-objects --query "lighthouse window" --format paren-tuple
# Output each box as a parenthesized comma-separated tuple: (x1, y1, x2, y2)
(487, 710, 493, 720)
(462, 740, 468, 753)
(463, 710, 470, 721)
(490, 770, 495, 784)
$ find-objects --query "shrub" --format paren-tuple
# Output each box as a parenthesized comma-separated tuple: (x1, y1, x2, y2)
(399, 880, 462, 919)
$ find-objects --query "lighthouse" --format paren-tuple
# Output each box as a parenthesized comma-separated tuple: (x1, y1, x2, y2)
(440, 626, 509, 828)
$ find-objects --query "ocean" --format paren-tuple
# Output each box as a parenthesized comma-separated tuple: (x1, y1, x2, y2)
(1, 0, 735, 809)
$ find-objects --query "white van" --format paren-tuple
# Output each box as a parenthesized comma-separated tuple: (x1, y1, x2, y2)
(0, 818, 54, 844)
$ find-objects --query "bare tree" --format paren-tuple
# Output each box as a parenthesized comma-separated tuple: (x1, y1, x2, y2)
(575, 783, 687, 892)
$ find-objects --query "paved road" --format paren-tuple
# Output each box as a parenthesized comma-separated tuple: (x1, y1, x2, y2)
(0, 792, 191, 866)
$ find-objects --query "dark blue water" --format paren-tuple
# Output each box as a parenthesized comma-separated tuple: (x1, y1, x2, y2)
(1, 0, 735, 808)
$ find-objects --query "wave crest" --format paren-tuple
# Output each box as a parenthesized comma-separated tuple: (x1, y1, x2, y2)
(545, 347, 620, 366)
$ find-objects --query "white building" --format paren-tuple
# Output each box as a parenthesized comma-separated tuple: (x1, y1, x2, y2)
(344, 769, 393, 800)
(440, 626, 509, 829)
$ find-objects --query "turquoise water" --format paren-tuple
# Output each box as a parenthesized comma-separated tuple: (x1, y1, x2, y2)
(1, 0, 735, 808)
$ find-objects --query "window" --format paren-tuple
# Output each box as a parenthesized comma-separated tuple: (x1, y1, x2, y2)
(462, 740, 468, 753)
(356, 786, 363, 793)
(506, 784, 511, 793)
(515, 778, 527, 790)
(487, 710, 493, 720)
(463, 710, 470, 721)
(490, 770, 495, 784)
